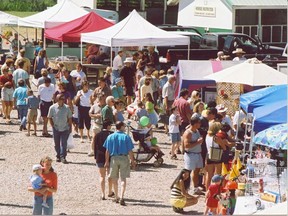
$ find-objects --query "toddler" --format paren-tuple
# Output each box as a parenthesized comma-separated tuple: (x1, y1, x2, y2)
(135, 101, 148, 121)
(29, 164, 49, 208)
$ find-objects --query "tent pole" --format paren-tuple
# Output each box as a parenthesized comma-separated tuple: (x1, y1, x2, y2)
(17, 25, 20, 55)
(242, 114, 249, 163)
(249, 117, 255, 160)
(235, 102, 241, 139)
(80, 40, 83, 65)
(110, 46, 113, 67)
(187, 44, 190, 60)
(61, 42, 64, 61)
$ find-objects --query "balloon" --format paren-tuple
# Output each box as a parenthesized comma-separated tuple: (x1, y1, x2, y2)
(140, 116, 150, 127)
(151, 137, 157, 146)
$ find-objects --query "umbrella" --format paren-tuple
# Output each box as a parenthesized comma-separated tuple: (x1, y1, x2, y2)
(253, 123, 288, 150)
(204, 59, 287, 86)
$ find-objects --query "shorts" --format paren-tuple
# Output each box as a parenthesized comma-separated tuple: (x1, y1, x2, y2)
(1, 87, 14, 101)
(96, 162, 104, 168)
(93, 123, 102, 134)
(40, 101, 53, 117)
(170, 197, 186, 208)
(27, 109, 37, 123)
(72, 117, 79, 125)
(125, 86, 134, 96)
(170, 133, 181, 143)
(109, 155, 130, 179)
(184, 152, 203, 171)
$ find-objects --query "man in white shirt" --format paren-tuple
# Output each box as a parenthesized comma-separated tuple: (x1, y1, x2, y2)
(112, 50, 123, 85)
(38, 78, 55, 137)
(70, 63, 87, 90)
(232, 48, 247, 61)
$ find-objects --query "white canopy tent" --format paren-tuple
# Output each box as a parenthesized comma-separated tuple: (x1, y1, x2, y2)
(18, 0, 88, 29)
(0, 11, 19, 25)
(81, 9, 190, 64)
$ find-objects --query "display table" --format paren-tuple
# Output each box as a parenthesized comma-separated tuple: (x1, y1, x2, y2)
(49, 60, 80, 71)
(82, 64, 108, 85)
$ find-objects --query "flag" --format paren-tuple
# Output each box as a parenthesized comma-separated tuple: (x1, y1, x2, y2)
(221, 163, 229, 176)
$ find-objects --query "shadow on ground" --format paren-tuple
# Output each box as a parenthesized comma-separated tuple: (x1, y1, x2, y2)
(0, 203, 32, 209)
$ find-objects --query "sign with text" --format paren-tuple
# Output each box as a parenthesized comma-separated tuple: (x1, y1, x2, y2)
(194, 6, 216, 17)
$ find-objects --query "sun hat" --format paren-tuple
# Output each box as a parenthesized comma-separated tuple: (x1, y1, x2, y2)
(216, 104, 228, 113)
(124, 57, 134, 63)
(32, 164, 42, 171)
(211, 174, 223, 183)
(232, 48, 246, 54)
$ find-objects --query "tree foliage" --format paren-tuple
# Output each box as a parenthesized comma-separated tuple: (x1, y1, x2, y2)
(0, 0, 57, 12)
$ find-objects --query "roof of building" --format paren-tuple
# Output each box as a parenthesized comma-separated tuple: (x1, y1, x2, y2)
(231, 0, 287, 7)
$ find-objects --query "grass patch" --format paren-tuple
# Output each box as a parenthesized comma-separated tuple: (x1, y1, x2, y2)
(4, 11, 37, 17)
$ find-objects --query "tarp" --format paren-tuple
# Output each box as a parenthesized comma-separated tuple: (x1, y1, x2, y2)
(44, 12, 114, 42)
(204, 61, 288, 86)
(240, 85, 288, 113)
(81, 10, 190, 47)
(253, 100, 287, 133)
(175, 60, 240, 96)
(0, 11, 18, 25)
(18, 0, 88, 28)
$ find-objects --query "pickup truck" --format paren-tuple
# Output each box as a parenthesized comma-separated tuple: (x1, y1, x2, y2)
(162, 32, 285, 68)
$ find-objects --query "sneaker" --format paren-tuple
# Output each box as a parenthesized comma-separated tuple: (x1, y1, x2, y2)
(119, 199, 126, 206)
(56, 158, 61, 162)
(19, 125, 23, 131)
(172, 206, 184, 213)
(61, 158, 68, 164)
(194, 187, 205, 195)
(42, 202, 49, 208)
(108, 192, 115, 198)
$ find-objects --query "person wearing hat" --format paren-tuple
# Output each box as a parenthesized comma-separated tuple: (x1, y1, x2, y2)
(232, 48, 246, 61)
(111, 78, 124, 102)
(29, 164, 49, 209)
(216, 104, 234, 137)
(112, 50, 124, 85)
(204, 174, 225, 216)
(120, 57, 136, 105)
(15, 48, 31, 74)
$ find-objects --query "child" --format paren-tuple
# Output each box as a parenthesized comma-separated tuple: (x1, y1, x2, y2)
(204, 175, 225, 215)
(111, 78, 124, 103)
(169, 106, 182, 160)
(26, 90, 39, 136)
(72, 99, 79, 137)
(145, 93, 159, 126)
(113, 101, 125, 122)
(142, 123, 164, 157)
(135, 101, 148, 121)
(29, 164, 49, 208)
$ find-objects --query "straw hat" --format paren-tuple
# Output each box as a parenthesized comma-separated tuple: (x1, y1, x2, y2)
(216, 104, 228, 113)
(232, 48, 246, 54)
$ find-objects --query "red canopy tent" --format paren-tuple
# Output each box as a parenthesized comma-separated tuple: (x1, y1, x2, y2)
(44, 12, 114, 42)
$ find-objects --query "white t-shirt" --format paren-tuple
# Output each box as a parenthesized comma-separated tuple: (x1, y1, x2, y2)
(89, 103, 102, 124)
(140, 85, 153, 101)
(38, 83, 55, 102)
(72, 105, 78, 118)
(169, 113, 180, 133)
(70, 70, 86, 87)
(233, 110, 246, 129)
(112, 55, 123, 70)
(77, 89, 93, 107)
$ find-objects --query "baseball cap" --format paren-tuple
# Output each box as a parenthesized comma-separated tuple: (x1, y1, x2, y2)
(32, 164, 42, 171)
(211, 174, 223, 183)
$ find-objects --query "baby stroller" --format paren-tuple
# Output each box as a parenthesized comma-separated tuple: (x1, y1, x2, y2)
(130, 126, 164, 167)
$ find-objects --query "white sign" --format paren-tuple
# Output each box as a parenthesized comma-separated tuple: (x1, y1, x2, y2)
(194, 6, 216, 17)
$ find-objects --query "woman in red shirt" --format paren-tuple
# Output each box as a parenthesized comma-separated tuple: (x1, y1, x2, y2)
(0, 66, 14, 123)
(28, 156, 58, 215)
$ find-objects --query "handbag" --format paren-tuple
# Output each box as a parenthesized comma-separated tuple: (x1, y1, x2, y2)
(208, 137, 223, 162)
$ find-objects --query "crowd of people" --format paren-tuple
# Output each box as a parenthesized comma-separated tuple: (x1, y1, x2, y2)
(0, 44, 249, 215)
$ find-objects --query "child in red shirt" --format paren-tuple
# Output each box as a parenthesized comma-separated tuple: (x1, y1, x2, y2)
(204, 175, 224, 215)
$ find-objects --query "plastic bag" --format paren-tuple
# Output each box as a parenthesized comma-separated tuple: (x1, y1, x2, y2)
(67, 133, 75, 150)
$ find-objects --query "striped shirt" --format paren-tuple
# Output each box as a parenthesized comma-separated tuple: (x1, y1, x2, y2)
(170, 183, 184, 199)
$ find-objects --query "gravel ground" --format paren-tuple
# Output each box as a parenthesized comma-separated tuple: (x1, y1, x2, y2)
(0, 87, 206, 215)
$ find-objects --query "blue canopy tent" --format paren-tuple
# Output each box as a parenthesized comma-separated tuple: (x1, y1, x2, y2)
(240, 85, 287, 113)
(253, 100, 287, 133)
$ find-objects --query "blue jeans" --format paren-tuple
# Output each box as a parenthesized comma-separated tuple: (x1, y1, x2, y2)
(17, 105, 28, 127)
(111, 69, 120, 86)
(32, 195, 53, 215)
(53, 128, 69, 159)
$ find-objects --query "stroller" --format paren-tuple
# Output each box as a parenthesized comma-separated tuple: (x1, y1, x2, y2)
(130, 126, 164, 167)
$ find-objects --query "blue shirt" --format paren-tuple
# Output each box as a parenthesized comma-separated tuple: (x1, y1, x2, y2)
(12, 68, 29, 87)
(159, 75, 168, 89)
(13, 86, 28, 106)
(27, 95, 40, 109)
(30, 174, 43, 190)
(103, 131, 134, 156)
(111, 85, 124, 100)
